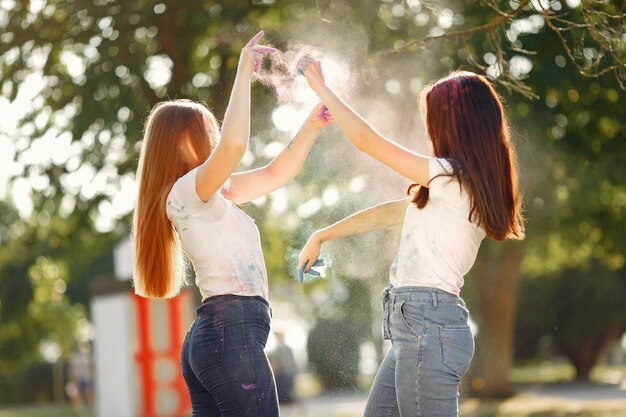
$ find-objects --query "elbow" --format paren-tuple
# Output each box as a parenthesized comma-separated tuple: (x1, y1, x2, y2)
(222, 137, 247, 158)
(347, 126, 374, 151)
(263, 163, 288, 187)
(352, 134, 369, 152)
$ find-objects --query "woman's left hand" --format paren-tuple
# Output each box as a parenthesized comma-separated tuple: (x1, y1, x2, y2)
(306, 103, 334, 129)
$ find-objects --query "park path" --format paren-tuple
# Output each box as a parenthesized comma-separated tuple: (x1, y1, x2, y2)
(280, 381, 626, 417)
(280, 392, 367, 417)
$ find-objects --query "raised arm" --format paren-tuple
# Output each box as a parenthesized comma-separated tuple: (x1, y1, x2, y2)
(298, 197, 410, 273)
(227, 104, 333, 204)
(297, 55, 431, 187)
(195, 31, 276, 202)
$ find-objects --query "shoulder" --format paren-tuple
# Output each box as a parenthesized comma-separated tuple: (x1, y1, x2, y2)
(428, 157, 467, 202)
(167, 167, 224, 219)
(428, 157, 456, 180)
(168, 167, 198, 205)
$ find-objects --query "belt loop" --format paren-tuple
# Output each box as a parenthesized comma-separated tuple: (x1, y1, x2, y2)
(382, 286, 392, 340)
(432, 292, 438, 309)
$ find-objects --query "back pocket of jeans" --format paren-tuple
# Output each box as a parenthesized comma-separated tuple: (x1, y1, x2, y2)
(191, 326, 224, 367)
(440, 325, 474, 377)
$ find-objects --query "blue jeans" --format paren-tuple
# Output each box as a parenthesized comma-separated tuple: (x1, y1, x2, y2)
(181, 295, 279, 417)
(364, 286, 474, 417)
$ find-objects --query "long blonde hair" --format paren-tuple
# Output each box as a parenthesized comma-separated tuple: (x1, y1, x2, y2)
(133, 100, 220, 298)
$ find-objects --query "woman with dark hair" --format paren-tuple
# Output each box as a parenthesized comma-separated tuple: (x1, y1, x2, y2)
(297, 56, 524, 417)
(132, 33, 332, 416)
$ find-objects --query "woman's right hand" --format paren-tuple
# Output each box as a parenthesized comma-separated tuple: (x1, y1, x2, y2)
(238, 30, 277, 78)
(298, 231, 322, 274)
(304, 103, 334, 130)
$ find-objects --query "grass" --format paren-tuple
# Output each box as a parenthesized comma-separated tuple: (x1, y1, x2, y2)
(2, 401, 626, 417)
(2, 365, 625, 417)
(462, 362, 626, 417)
(589, 364, 626, 384)
(460, 398, 626, 417)
(510, 361, 626, 385)
(0, 406, 91, 417)
(510, 361, 577, 384)
(3, 400, 626, 417)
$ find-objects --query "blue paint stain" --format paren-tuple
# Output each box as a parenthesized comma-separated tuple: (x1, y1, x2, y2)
(298, 258, 324, 283)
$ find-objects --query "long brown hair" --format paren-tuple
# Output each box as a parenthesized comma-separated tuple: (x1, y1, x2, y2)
(408, 71, 524, 241)
(133, 100, 220, 298)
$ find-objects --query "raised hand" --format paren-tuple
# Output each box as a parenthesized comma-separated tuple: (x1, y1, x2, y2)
(296, 54, 326, 93)
(238, 30, 277, 77)
(306, 103, 334, 129)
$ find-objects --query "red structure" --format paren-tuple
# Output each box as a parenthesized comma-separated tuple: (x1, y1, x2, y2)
(133, 294, 191, 417)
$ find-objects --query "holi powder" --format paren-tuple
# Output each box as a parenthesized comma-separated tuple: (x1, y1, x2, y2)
(256, 42, 355, 108)
(285, 245, 334, 284)
(246, 23, 437, 281)
(260, 42, 420, 279)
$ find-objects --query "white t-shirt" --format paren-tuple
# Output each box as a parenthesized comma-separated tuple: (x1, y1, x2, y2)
(166, 167, 269, 301)
(390, 158, 486, 295)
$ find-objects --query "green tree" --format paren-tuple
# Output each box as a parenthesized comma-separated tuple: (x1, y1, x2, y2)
(0, 199, 114, 374)
(509, 2, 625, 381)
(516, 264, 626, 380)
(0, 0, 392, 383)
(1, 0, 624, 399)
(424, 0, 625, 396)
(307, 279, 371, 390)
(1, 0, 283, 374)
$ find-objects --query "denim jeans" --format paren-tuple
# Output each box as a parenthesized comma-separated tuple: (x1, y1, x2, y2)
(364, 286, 474, 417)
(180, 295, 279, 417)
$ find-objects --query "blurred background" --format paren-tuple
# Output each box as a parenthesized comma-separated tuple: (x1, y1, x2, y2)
(0, 0, 624, 416)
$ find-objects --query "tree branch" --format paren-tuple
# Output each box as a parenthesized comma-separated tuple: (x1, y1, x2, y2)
(379, 0, 532, 54)
(539, 0, 626, 86)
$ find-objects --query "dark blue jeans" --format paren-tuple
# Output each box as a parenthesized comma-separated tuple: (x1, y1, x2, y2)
(181, 295, 279, 417)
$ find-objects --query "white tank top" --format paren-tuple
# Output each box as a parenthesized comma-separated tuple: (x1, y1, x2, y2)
(390, 158, 486, 295)
(166, 167, 269, 301)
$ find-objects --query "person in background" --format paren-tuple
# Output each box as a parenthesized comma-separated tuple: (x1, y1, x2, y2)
(67, 341, 93, 409)
(269, 330, 298, 404)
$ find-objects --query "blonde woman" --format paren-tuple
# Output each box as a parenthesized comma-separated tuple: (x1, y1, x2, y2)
(133, 32, 332, 416)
